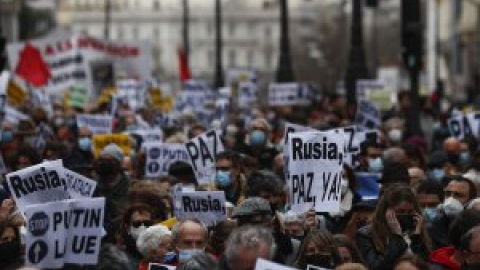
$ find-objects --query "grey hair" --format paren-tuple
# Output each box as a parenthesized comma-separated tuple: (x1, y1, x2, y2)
(176, 253, 218, 270)
(96, 244, 130, 270)
(225, 226, 275, 267)
(383, 147, 406, 165)
(136, 224, 172, 258)
(282, 211, 306, 227)
(172, 218, 208, 243)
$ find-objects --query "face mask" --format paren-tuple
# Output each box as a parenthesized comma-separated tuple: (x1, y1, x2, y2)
(422, 207, 438, 222)
(396, 214, 416, 233)
(215, 170, 232, 188)
(443, 197, 464, 218)
(303, 254, 334, 269)
(368, 157, 383, 173)
(341, 179, 349, 195)
(178, 249, 203, 262)
(447, 153, 460, 165)
(129, 225, 147, 240)
(249, 130, 267, 146)
(78, 137, 92, 152)
(0, 240, 21, 266)
(429, 168, 445, 181)
(460, 151, 470, 165)
(95, 158, 119, 178)
(1, 131, 13, 143)
(162, 251, 176, 263)
(388, 129, 403, 143)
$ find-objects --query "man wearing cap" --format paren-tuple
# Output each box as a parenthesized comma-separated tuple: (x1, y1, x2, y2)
(232, 197, 299, 266)
(94, 143, 130, 242)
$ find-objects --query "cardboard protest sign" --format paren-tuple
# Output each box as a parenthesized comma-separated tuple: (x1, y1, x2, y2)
(354, 100, 381, 130)
(149, 264, 176, 270)
(268, 83, 311, 106)
(130, 129, 164, 144)
(255, 258, 296, 270)
(282, 123, 318, 180)
(447, 112, 480, 140)
(92, 134, 131, 158)
(116, 78, 146, 111)
(63, 168, 96, 199)
(6, 160, 69, 213)
(7, 79, 27, 107)
(7, 35, 152, 96)
(185, 130, 224, 184)
(4, 105, 30, 125)
(144, 142, 190, 178)
(76, 114, 113, 134)
(25, 198, 105, 268)
(288, 131, 344, 213)
(356, 80, 393, 110)
(180, 79, 209, 113)
(238, 81, 258, 108)
(174, 191, 227, 226)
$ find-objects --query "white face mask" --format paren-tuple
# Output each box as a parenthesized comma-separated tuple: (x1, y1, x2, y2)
(341, 179, 349, 195)
(388, 129, 403, 143)
(442, 197, 464, 218)
(129, 225, 147, 240)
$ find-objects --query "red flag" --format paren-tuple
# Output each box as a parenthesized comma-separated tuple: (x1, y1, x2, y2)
(15, 43, 51, 87)
(178, 47, 191, 83)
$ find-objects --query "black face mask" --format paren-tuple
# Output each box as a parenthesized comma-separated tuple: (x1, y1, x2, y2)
(95, 158, 119, 179)
(447, 153, 460, 166)
(0, 240, 21, 267)
(302, 254, 334, 270)
(396, 214, 416, 233)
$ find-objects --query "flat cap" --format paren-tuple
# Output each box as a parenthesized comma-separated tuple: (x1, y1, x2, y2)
(232, 197, 272, 218)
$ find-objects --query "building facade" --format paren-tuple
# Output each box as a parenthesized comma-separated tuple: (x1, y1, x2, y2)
(58, 0, 323, 84)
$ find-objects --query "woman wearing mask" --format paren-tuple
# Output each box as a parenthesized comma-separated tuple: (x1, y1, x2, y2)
(333, 234, 365, 266)
(136, 224, 176, 270)
(355, 184, 430, 270)
(294, 228, 340, 270)
(120, 204, 155, 270)
(0, 220, 23, 270)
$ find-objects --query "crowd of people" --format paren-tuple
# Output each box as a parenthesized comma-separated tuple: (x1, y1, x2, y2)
(0, 89, 479, 270)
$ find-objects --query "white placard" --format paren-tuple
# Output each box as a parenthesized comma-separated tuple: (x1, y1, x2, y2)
(116, 78, 146, 111)
(184, 130, 224, 184)
(63, 168, 97, 199)
(447, 111, 480, 140)
(148, 263, 176, 270)
(238, 81, 258, 108)
(268, 83, 311, 106)
(255, 258, 296, 270)
(6, 160, 69, 213)
(288, 131, 344, 213)
(76, 114, 113, 134)
(130, 128, 164, 144)
(354, 99, 381, 130)
(144, 142, 190, 178)
(24, 198, 105, 268)
(175, 191, 227, 226)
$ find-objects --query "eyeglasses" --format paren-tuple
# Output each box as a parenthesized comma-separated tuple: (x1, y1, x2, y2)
(131, 220, 153, 228)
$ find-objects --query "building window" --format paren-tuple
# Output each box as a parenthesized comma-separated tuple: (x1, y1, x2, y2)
(229, 22, 236, 37)
(229, 49, 236, 67)
(153, 26, 160, 40)
(247, 50, 254, 67)
(117, 26, 124, 40)
(132, 25, 139, 40)
(153, 0, 160, 10)
(265, 51, 272, 69)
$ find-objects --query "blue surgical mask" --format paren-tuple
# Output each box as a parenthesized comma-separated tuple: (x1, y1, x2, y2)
(422, 207, 438, 222)
(368, 157, 383, 172)
(429, 168, 445, 181)
(78, 137, 92, 152)
(162, 251, 176, 263)
(249, 130, 266, 146)
(215, 170, 232, 188)
(1, 131, 13, 143)
(460, 151, 470, 165)
(127, 124, 138, 131)
(178, 249, 203, 262)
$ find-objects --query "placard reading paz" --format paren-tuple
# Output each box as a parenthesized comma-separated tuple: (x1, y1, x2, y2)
(288, 131, 344, 213)
(185, 130, 224, 184)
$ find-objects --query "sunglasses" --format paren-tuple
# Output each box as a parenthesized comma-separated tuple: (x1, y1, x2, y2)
(131, 220, 154, 228)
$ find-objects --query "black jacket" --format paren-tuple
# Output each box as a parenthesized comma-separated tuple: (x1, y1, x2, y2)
(355, 225, 429, 270)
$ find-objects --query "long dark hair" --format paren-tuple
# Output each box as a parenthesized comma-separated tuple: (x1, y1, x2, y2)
(294, 228, 340, 268)
(371, 184, 431, 254)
